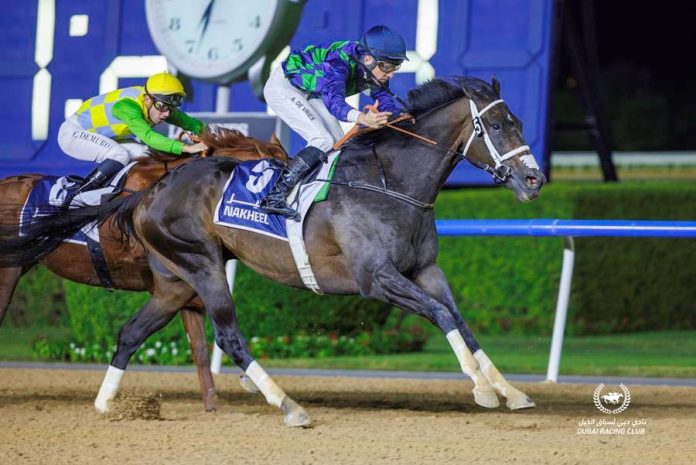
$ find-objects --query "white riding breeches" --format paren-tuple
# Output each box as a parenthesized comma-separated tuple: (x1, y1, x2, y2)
(57, 117, 149, 165)
(263, 66, 349, 153)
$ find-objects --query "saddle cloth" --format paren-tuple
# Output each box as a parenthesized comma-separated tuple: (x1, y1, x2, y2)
(214, 152, 340, 240)
(213, 152, 341, 293)
(19, 162, 136, 245)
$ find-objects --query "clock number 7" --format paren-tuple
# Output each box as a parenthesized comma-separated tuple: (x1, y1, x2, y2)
(186, 40, 196, 54)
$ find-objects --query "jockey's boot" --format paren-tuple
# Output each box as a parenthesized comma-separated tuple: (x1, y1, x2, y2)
(63, 159, 125, 209)
(259, 146, 327, 221)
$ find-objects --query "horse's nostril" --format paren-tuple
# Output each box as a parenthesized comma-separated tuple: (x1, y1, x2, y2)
(526, 176, 539, 188)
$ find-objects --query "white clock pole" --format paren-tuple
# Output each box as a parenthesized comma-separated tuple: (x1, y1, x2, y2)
(215, 85, 230, 114)
(214, 81, 234, 374)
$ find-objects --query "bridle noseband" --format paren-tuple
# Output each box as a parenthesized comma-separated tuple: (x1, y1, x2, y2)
(459, 99, 530, 183)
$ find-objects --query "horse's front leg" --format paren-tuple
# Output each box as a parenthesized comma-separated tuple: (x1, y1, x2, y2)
(361, 262, 499, 408)
(413, 264, 535, 410)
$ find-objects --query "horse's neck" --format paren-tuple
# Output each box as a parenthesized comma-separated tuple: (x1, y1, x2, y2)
(352, 99, 471, 204)
(125, 158, 188, 190)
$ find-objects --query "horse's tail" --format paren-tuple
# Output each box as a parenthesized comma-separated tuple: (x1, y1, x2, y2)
(0, 196, 131, 267)
(114, 186, 151, 245)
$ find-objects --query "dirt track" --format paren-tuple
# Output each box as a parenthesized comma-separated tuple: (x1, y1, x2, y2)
(1, 368, 694, 465)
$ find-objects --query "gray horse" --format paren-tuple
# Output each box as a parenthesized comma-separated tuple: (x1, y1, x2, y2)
(4, 77, 545, 426)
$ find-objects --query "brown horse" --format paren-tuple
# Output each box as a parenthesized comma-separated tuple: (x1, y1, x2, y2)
(0, 128, 287, 411)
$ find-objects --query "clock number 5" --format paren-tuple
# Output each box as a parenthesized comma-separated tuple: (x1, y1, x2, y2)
(231, 39, 243, 53)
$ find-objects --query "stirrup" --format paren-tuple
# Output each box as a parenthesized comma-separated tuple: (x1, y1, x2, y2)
(259, 199, 301, 222)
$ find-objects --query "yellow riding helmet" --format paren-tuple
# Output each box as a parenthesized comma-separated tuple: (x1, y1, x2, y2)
(145, 72, 186, 106)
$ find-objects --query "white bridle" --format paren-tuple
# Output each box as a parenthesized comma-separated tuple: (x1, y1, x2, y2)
(461, 99, 535, 169)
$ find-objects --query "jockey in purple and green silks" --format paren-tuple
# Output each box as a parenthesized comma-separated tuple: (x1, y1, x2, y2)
(260, 25, 409, 221)
(283, 41, 402, 122)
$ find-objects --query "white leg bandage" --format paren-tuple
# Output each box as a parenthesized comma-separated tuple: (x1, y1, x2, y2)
(474, 349, 510, 396)
(446, 330, 483, 381)
(245, 361, 286, 408)
(94, 365, 125, 412)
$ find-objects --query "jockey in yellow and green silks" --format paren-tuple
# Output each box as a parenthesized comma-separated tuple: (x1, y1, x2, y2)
(58, 72, 208, 196)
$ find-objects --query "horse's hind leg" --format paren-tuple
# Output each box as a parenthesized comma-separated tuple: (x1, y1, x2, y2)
(198, 275, 310, 426)
(0, 266, 27, 326)
(180, 306, 219, 411)
(152, 242, 310, 426)
(413, 264, 535, 410)
(94, 274, 196, 412)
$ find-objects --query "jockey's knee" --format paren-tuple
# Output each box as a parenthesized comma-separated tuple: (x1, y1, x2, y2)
(307, 137, 334, 153)
(97, 151, 130, 166)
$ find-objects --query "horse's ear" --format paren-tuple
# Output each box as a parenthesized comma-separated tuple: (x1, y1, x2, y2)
(491, 77, 501, 96)
(461, 86, 475, 100)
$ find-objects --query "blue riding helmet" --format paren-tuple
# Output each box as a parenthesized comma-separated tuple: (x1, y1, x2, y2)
(360, 25, 409, 63)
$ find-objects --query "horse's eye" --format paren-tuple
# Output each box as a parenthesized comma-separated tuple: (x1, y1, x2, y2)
(492, 123, 501, 131)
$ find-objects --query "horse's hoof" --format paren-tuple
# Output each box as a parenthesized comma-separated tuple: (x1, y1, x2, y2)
(204, 388, 219, 412)
(281, 397, 312, 427)
(94, 398, 111, 413)
(505, 388, 536, 410)
(473, 387, 500, 408)
(239, 374, 260, 394)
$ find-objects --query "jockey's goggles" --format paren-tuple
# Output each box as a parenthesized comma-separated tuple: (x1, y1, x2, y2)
(147, 93, 183, 113)
(376, 60, 401, 73)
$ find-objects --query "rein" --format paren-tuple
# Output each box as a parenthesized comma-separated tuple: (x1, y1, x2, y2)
(320, 97, 530, 209)
(383, 98, 530, 183)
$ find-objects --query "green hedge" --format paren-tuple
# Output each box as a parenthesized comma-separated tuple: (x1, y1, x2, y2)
(434, 181, 696, 335)
(4, 266, 66, 327)
(10, 181, 696, 360)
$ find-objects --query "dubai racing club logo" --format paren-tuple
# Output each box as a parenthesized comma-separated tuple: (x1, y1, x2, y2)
(593, 383, 631, 414)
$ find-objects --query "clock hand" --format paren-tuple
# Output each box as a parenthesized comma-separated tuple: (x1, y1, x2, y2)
(196, 0, 215, 51)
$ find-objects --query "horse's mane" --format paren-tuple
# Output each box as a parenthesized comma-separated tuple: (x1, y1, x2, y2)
(200, 127, 288, 162)
(139, 127, 288, 166)
(406, 76, 499, 116)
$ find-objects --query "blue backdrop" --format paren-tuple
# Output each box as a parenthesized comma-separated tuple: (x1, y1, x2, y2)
(0, 0, 554, 184)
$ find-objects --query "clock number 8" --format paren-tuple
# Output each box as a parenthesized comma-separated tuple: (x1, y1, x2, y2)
(169, 17, 181, 31)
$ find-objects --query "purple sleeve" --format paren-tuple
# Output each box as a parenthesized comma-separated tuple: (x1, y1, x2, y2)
(320, 61, 356, 122)
(371, 85, 402, 114)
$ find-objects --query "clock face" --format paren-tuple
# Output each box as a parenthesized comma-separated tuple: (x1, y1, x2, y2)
(146, 0, 280, 81)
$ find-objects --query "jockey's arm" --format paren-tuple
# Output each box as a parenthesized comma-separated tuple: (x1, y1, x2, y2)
(321, 61, 362, 123)
(112, 99, 187, 154)
(166, 110, 206, 136)
(370, 85, 402, 115)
